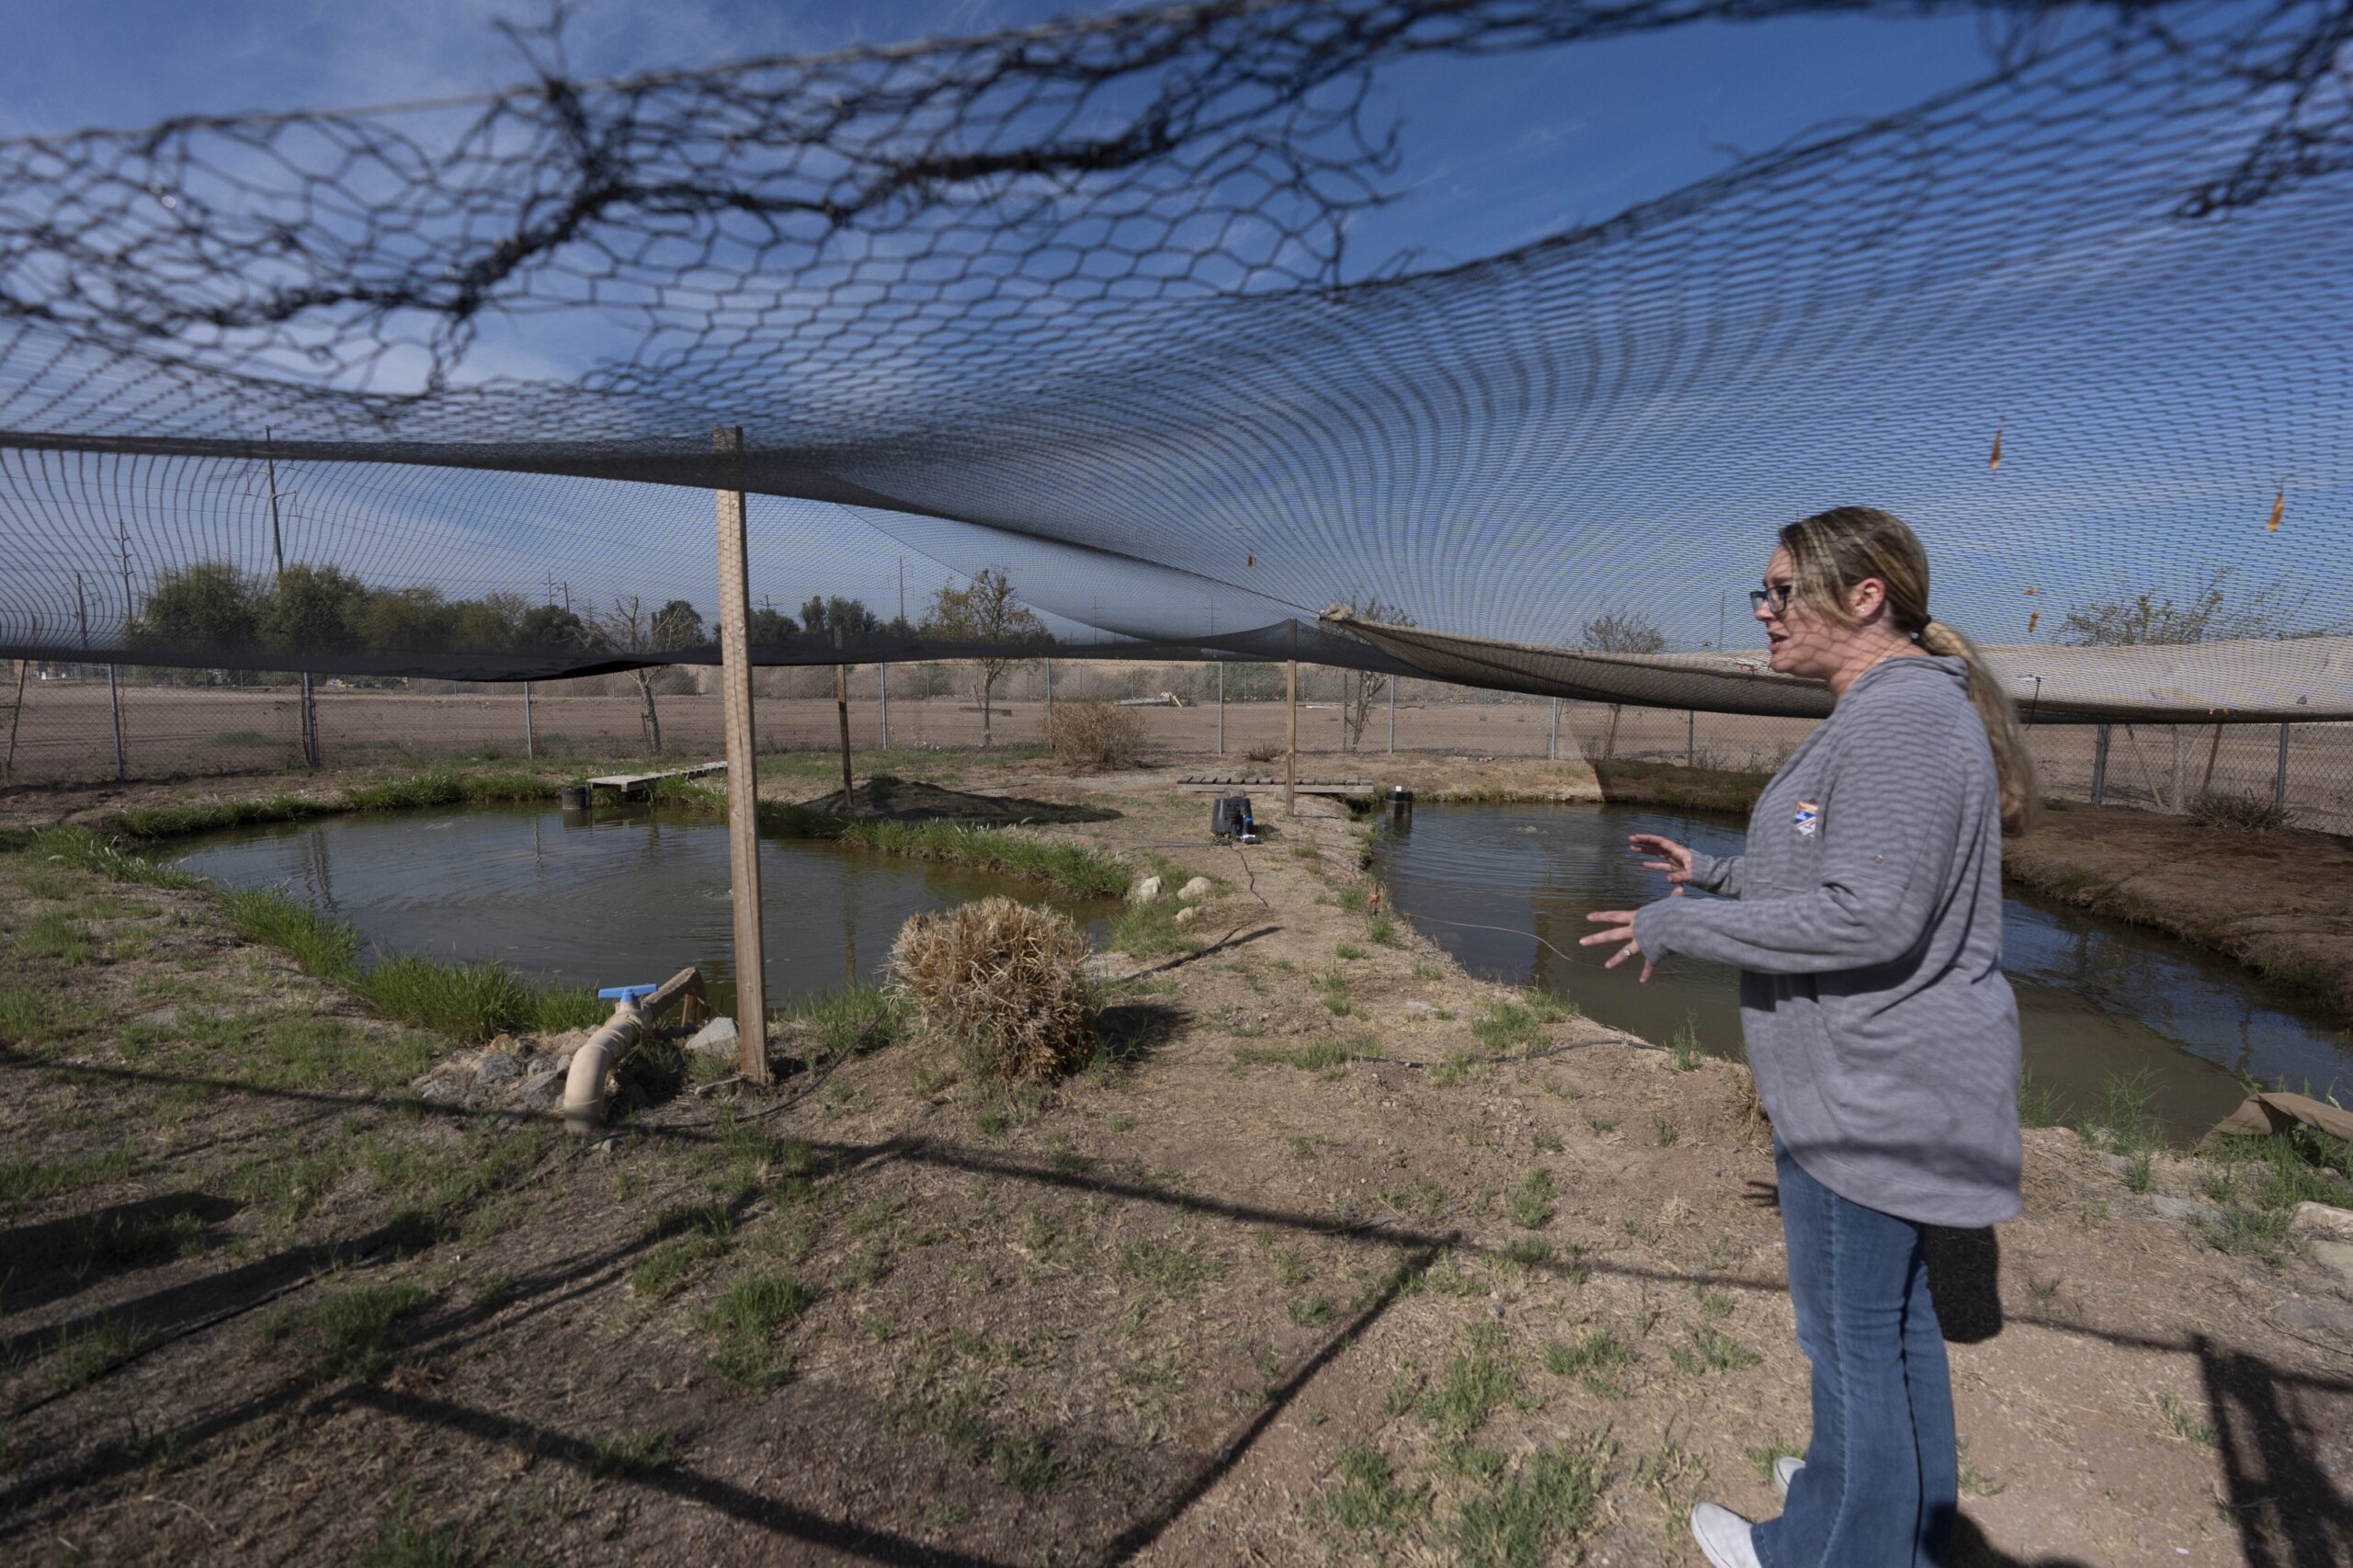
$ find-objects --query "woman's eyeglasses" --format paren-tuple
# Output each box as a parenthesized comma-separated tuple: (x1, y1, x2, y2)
(1748, 583, 1794, 614)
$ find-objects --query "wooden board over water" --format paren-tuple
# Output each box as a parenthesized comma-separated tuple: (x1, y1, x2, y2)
(1177, 774, 1374, 797)
(585, 761, 725, 796)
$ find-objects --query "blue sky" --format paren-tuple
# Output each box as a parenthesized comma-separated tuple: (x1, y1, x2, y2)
(0, 0, 1998, 276)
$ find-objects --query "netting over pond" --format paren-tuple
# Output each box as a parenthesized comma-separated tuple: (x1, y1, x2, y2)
(1, 0, 2349, 720)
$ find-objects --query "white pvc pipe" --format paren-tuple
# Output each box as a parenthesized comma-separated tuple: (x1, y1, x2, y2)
(562, 999, 644, 1134)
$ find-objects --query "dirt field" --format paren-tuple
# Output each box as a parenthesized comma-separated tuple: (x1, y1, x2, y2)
(9, 676, 2352, 835)
(4, 756, 2351, 1565)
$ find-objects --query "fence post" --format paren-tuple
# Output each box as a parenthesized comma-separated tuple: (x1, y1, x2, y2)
(878, 662, 889, 747)
(1387, 678, 1395, 753)
(1285, 620, 1298, 816)
(523, 680, 535, 761)
(711, 426, 770, 1086)
(1216, 660, 1224, 755)
(3, 659, 25, 784)
(2091, 722, 2110, 807)
(2274, 721, 2290, 815)
(1686, 710, 1695, 767)
(1548, 698, 1559, 761)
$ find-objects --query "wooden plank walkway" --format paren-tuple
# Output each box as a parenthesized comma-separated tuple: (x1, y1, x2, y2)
(1176, 774, 1376, 798)
(586, 762, 726, 796)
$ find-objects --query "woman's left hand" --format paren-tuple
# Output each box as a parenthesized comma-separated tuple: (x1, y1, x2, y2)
(1580, 910, 1654, 982)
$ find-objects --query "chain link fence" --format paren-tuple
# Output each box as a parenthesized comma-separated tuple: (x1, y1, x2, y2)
(7, 660, 2349, 836)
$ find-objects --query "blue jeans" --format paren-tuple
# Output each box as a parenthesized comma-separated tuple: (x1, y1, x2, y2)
(1752, 1141, 1958, 1568)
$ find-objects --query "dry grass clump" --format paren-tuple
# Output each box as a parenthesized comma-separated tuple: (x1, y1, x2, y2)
(1044, 699, 1146, 771)
(2188, 789, 2291, 833)
(887, 897, 1097, 1082)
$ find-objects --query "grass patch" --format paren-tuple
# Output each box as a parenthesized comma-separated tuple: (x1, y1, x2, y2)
(262, 1280, 437, 1381)
(1233, 1035, 1375, 1072)
(21, 911, 97, 964)
(698, 1268, 817, 1390)
(29, 826, 203, 888)
(0, 1146, 140, 1210)
(213, 883, 598, 1040)
(358, 1508, 474, 1568)
(1420, 1321, 1523, 1439)
(1670, 1014, 1705, 1071)
(585, 1426, 680, 1479)
(48, 1314, 152, 1392)
(1509, 1168, 1556, 1230)
(840, 818, 1129, 898)
(783, 981, 901, 1059)
(58, 1203, 210, 1268)
(1108, 895, 1199, 958)
(1670, 1325, 1760, 1374)
(2018, 1065, 2063, 1130)
(1450, 1437, 1610, 1568)
(2083, 1068, 2165, 1158)
(220, 884, 360, 972)
(2195, 1121, 2353, 1267)
(1472, 990, 1573, 1055)
(2157, 1391, 2220, 1449)
(1745, 1441, 1806, 1483)
(358, 952, 600, 1040)
(1543, 1330, 1634, 1396)
(1119, 1237, 1225, 1296)
(1319, 1445, 1427, 1540)
(631, 1204, 736, 1301)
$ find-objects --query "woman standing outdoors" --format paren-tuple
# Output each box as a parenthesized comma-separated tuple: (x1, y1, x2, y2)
(1581, 506, 2038, 1568)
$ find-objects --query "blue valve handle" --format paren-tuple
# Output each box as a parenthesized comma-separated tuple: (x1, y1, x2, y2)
(596, 983, 659, 1006)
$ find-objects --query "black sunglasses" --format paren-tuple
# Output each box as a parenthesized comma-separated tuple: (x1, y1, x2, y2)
(1748, 583, 1794, 613)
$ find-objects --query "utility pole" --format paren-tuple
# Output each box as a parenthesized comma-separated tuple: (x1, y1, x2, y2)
(262, 428, 319, 769)
(1549, 698, 1560, 761)
(710, 426, 770, 1085)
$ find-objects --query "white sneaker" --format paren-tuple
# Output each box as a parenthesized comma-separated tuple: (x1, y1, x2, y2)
(1774, 1455, 1803, 1497)
(1690, 1502, 1764, 1568)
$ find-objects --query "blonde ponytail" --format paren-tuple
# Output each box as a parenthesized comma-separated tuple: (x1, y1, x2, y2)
(1782, 507, 2040, 836)
(1917, 617, 2040, 835)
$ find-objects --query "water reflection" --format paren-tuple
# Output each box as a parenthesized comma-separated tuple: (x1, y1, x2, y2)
(176, 803, 1118, 1017)
(1373, 802, 2349, 1142)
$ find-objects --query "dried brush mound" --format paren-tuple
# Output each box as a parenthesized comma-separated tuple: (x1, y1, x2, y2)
(887, 897, 1096, 1082)
(1045, 699, 1147, 771)
(2188, 789, 2292, 833)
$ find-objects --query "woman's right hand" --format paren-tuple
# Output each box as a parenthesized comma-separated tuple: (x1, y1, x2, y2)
(1627, 833, 1696, 885)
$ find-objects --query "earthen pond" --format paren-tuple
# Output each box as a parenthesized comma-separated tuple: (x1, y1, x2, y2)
(175, 801, 1120, 1017)
(1373, 801, 2351, 1142)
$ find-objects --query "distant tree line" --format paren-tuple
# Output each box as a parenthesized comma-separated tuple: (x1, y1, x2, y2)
(119, 561, 933, 672)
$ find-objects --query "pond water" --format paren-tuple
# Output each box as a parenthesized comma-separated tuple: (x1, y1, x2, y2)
(176, 803, 1120, 1017)
(1373, 801, 2351, 1142)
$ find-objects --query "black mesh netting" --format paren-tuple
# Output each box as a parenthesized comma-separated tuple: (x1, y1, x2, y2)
(0, 0, 2348, 716)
